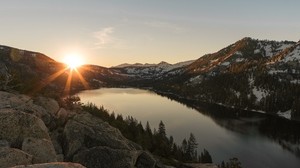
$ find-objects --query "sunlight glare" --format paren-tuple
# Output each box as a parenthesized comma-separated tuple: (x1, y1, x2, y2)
(63, 53, 84, 69)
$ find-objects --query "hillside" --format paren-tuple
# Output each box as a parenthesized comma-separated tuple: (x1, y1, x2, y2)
(0, 45, 126, 96)
(1, 37, 300, 120)
(112, 60, 194, 79)
(111, 37, 300, 120)
(150, 38, 300, 120)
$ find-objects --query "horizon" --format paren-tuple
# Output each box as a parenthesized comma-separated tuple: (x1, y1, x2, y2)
(1, 0, 300, 67)
(1, 36, 298, 68)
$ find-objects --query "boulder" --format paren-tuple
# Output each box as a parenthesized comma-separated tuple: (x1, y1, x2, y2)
(50, 129, 64, 155)
(33, 97, 60, 116)
(11, 162, 86, 168)
(135, 151, 157, 168)
(63, 113, 141, 159)
(73, 146, 137, 168)
(0, 109, 50, 148)
(181, 163, 218, 168)
(0, 147, 32, 168)
(22, 137, 57, 164)
(56, 108, 69, 125)
(0, 139, 10, 147)
(1, 91, 31, 108)
(0, 91, 53, 126)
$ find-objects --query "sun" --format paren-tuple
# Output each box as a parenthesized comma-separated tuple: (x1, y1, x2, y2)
(63, 53, 84, 69)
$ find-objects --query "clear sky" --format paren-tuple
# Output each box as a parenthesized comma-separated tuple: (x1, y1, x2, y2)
(1, 0, 299, 67)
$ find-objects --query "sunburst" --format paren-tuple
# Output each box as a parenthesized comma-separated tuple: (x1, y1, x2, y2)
(29, 53, 90, 96)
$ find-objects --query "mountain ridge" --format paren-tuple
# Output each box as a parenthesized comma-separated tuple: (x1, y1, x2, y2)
(1, 37, 300, 120)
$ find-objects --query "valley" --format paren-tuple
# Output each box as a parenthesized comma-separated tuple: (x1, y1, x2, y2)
(1, 37, 300, 167)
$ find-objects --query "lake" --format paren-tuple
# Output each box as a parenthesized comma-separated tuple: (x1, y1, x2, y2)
(77, 88, 300, 168)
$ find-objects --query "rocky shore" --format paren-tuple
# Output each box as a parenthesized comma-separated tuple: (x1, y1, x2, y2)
(0, 91, 217, 168)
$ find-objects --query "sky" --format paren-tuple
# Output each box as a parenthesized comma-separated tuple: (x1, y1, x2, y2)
(0, 0, 300, 67)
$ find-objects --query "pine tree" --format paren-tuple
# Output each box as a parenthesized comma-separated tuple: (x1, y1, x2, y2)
(199, 149, 212, 163)
(187, 133, 198, 161)
(181, 138, 188, 160)
(158, 120, 166, 137)
(145, 121, 152, 135)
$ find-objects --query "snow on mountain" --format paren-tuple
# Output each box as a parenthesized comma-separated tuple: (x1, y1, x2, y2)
(113, 60, 195, 78)
(277, 110, 292, 120)
(280, 45, 300, 63)
(255, 40, 294, 57)
(252, 87, 268, 103)
(112, 63, 155, 68)
(266, 42, 300, 78)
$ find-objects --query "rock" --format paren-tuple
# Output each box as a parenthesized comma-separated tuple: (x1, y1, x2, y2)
(0, 109, 50, 148)
(11, 162, 86, 168)
(22, 137, 57, 164)
(181, 163, 218, 168)
(0, 139, 10, 147)
(0, 147, 32, 168)
(135, 151, 157, 168)
(0, 91, 53, 126)
(0, 91, 31, 108)
(56, 108, 69, 125)
(33, 97, 60, 116)
(73, 146, 137, 168)
(50, 129, 64, 155)
(63, 113, 141, 159)
(56, 154, 65, 162)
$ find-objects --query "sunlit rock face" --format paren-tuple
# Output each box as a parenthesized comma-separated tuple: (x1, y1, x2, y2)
(64, 112, 163, 168)
(12, 162, 86, 168)
(0, 90, 164, 167)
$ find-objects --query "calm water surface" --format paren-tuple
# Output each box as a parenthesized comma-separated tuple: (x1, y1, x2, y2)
(78, 88, 300, 168)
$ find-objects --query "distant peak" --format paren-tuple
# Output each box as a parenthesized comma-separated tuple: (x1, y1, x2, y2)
(241, 37, 253, 41)
(158, 61, 170, 65)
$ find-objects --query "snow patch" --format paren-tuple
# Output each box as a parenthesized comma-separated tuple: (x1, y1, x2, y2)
(221, 62, 230, 66)
(277, 110, 292, 120)
(189, 75, 203, 84)
(254, 49, 260, 54)
(278, 43, 294, 50)
(252, 87, 267, 102)
(264, 45, 273, 57)
(210, 59, 219, 63)
(235, 91, 241, 98)
(290, 79, 300, 84)
(248, 76, 255, 85)
(234, 51, 243, 56)
(235, 58, 245, 62)
(268, 69, 287, 75)
(281, 45, 300, 63)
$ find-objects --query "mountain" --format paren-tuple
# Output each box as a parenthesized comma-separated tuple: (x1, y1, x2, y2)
(0, 45, 126, 95)
(151, 38, 300, 120)
(112, 37, 300, 120)
(112, 60, 194, 79)
(184, 37, 295, 75)
(1, 37, 300, 120)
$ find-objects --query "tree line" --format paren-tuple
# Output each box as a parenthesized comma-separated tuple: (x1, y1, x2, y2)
(81, 102, 212, 164)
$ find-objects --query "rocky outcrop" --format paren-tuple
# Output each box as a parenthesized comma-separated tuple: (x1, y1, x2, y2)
(12, 162, 86, 168)
(134, 151, 157, 168)
(181, 163, 218, 168)
(0, 91, 53, 126)
(0, 147, 33, 168)
(33, 96, 60, 116)
(72, 146, 157, 168)
(63, 112, 141, 159)
(63, 112, 162, 167)
(0, 90, 164, 167)
(22, 137, 57, 163)
(73, 146, 137, 168)
(0, 109, 50, 147)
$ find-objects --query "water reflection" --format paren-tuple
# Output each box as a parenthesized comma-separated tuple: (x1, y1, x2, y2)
(77, 88, 300, 168)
